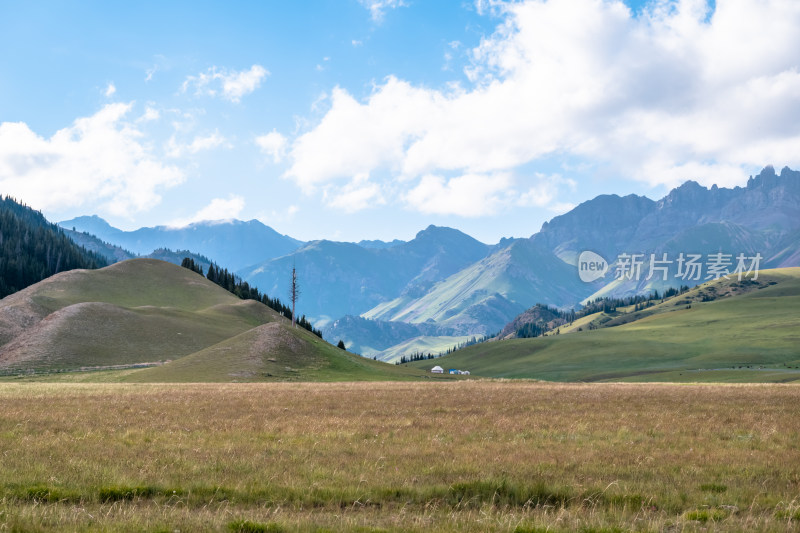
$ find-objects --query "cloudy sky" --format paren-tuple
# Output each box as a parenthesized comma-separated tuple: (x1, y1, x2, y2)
(1, 0, 798, 243)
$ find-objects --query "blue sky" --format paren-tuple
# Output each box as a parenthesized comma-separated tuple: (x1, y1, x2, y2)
(1, 0, 797, 244)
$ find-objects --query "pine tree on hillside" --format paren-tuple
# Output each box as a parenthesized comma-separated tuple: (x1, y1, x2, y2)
(180, 257, 204, 276)
(183, 257, 323, 338)
(0, 196, 107, 299)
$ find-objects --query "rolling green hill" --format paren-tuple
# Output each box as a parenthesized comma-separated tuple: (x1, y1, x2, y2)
(124, 322, 435, 382)
(408, 268, 800, 382)
(0, 259, 442, 382)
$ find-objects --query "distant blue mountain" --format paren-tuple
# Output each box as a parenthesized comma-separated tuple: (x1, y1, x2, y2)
(64, 226, 217, 273)
(59, 217, 303, 271)
(57, 166, 800, 361)
(534, 165, 800, 265)
(240, 225, 492, 323)
(320, 166, 800, 358)
(356, 239, 405, 249)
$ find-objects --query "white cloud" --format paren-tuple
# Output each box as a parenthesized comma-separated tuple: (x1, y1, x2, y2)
(166, 131, 229, 158)
(145, 54, 169, 82)
(548, 201, 576, 215)
(187, 132, 228, 153)
(0, 103, 183, 216)
(138, 106, 160, 122)
(166, 108, 203, 134)
(257, 204, 300, 227)
(474, 0, 506, 17)
(359, 0, 407, 22)
(405, 173, 512, 217)
(283, 0, 800, 213)
(104, 82, 116, 98)
(286, 79, 442, 191)
(169, 195, 246, 227)
(181, 64, 268, 103)
(255, 130, 288, 163)
(326, 174, 386, 213)
(517, 174, 577, 208)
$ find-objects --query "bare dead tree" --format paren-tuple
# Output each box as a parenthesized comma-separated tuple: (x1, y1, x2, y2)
(290, 264, 300, 328)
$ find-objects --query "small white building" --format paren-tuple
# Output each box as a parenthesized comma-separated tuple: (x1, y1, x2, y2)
(431, 365, 444, 374)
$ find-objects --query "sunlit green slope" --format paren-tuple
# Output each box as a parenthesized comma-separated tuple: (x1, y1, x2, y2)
(409, 268, 800, 382)
(0, 259, 441, 382)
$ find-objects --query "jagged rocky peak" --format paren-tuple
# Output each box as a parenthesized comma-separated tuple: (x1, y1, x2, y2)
(414, 224, 465, 241)
(747, 165, 777, 189)
(658, 179, 730, 209)
(540, 193, 655, 234)
(60, 214, 121, 235)
(404, 225, 489, 256)
(747, 165, 800, 192)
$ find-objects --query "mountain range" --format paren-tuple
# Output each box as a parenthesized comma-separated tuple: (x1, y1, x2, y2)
(63, 227, 217, 273)
(57, 165, 800, 361)
(241, 225, 492, 325)
(59, 216, 302, 271)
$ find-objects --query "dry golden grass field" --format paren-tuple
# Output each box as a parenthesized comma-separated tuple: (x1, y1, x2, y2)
(1, 381, 799, 532)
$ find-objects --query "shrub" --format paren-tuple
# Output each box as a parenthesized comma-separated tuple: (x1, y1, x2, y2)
(699, 482, 727, 493)
(447, 479, 570, 508)
(228, 520, 285, 533)
(22, 485, 77, 502)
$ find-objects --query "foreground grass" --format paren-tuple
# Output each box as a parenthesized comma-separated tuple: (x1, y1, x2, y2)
(0, 381, 799, 531)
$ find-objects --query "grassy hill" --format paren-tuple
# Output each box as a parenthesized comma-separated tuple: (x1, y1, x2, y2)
(125, 320, 440, 382)
(408, 268, 800, 382)
(580, 221, 769, 303)
(0, 259, 443, 382)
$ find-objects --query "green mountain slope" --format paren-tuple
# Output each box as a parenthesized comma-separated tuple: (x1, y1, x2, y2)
(0, 259, 276, 371)
(0, 259, 443, 382)
(61, 228, 137, 264)
(241, 225, 491, 324)
(373, 335, 478, 363)
(364, 239, 596, 335)
(581, 221, 770, 302)
(408, 268, 800, 382)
